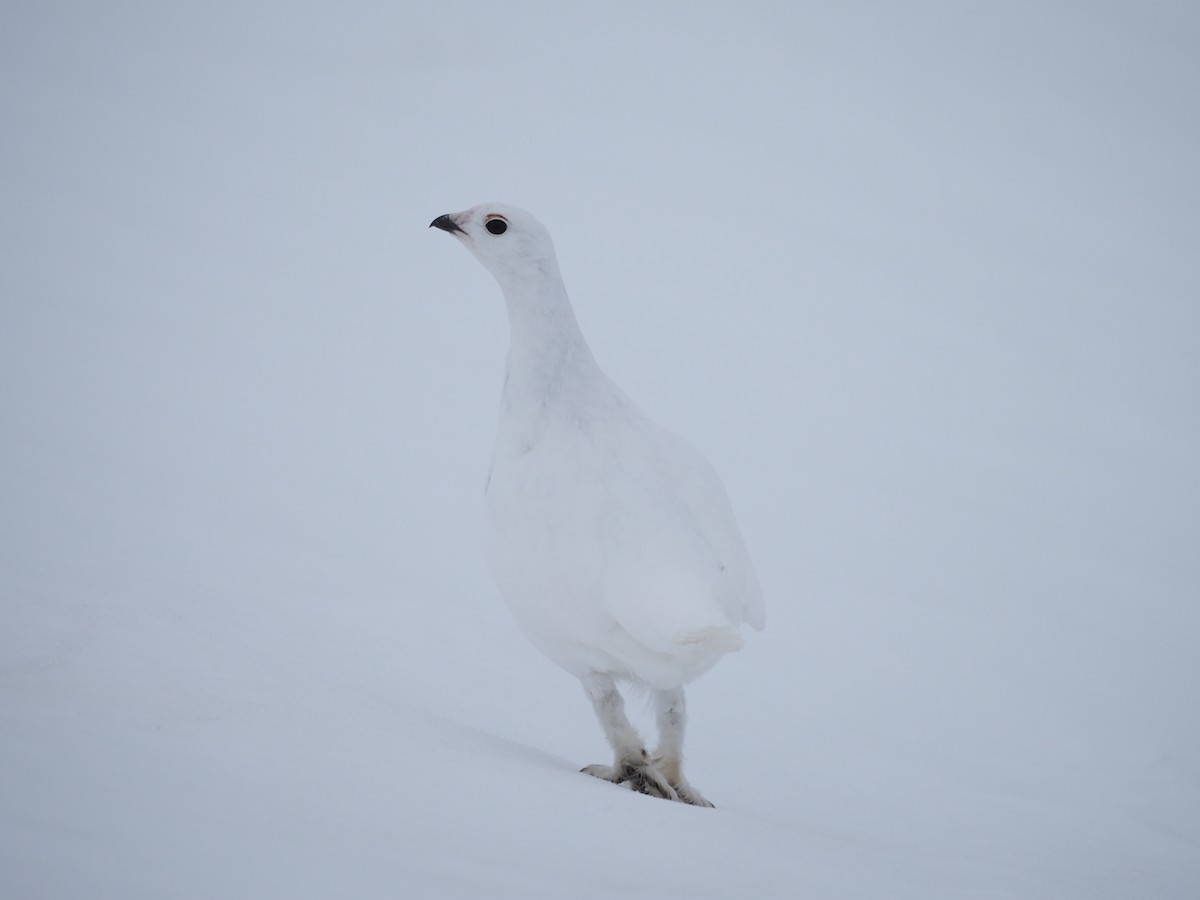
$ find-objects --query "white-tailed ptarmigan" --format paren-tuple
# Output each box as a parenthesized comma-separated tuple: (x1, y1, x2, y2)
(431, 203, 764, 806)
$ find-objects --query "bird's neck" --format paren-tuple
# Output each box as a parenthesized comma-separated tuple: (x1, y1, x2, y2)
(499, 268, 600, 404)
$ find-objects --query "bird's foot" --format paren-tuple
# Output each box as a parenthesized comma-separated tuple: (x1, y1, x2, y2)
(670, 779, 714, 808)
(581, 758, 680, 802)
(649, 753, 715, 808)
(581, 761, 715, 806)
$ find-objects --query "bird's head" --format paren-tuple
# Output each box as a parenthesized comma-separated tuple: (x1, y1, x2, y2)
(429, 202, 561, 290)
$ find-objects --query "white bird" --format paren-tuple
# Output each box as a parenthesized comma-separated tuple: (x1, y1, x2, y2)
(431, 203, 764, 806)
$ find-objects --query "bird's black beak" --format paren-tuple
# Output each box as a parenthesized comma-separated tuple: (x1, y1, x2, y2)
(430, 214, 465, 235)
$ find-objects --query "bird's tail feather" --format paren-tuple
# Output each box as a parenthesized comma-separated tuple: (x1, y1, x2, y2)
(673, 626, 744, 654)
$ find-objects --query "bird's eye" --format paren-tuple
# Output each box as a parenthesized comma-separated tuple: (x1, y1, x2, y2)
(485, 218, 508, 235)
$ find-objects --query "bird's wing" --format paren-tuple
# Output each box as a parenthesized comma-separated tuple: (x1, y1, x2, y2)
(598, 417, 765, 641)
(651, 424, 765, 632)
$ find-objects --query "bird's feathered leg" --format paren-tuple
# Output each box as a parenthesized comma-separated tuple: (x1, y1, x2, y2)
(651, 686, 714, 807)
(579, 672, 678, 801)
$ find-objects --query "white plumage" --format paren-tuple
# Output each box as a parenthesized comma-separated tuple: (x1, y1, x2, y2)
(431, 203, 763, 805)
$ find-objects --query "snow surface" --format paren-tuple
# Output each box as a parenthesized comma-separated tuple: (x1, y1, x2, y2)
(2, 2, 1198, 897)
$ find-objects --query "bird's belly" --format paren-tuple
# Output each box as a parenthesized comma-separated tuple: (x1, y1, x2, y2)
(484, 457, 615, 662)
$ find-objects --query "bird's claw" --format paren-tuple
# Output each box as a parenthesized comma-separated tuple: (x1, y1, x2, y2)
(581, 761, 711, 806)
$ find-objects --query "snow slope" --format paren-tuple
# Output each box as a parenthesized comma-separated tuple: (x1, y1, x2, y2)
(2, 2, 1198, 897)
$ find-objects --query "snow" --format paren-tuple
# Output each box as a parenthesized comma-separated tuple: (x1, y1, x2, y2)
(2, 2, 1198, 897)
